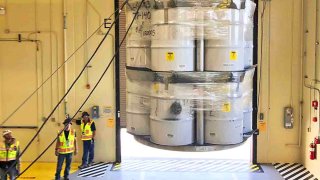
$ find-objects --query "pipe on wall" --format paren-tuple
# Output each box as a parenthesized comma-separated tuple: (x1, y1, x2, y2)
(63, 0, 68, 115)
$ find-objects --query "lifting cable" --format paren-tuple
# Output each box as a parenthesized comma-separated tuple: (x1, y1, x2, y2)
(4, 0, 131, 176)
(13, 0, 145, 178)
(0, 9, 120, 126)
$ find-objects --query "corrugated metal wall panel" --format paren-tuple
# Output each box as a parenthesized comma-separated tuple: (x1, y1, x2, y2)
(119, 0, 127, 127)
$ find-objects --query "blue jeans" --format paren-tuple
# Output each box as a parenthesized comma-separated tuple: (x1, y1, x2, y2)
(55, 153, 72, 180)
(0, 166, 17, 180)
(82, 140, 94, 165)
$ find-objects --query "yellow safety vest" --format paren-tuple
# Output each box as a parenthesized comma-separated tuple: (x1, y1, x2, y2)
(58, 129, 75, 154)
(0, 140, 19, 162)
(80, 120, 94, 140)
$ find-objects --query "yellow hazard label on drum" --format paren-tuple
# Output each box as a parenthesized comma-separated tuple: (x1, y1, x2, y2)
(222, 103, 231, 112)
(166, 52, 175, 61)
(153, 83, 159, 93)
(230, 51, 238, 61)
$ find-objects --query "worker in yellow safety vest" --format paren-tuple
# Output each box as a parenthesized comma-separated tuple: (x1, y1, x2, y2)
(55, 118, 78, 180)
(76, 111, 96, 169)
(0, 130, 20, 180)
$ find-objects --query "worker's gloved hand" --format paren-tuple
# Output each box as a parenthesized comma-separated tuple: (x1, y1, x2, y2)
(55, 149, 59, 156)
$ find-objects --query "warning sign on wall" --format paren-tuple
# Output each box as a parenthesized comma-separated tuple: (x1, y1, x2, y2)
(107, 118, 115, 128)
(258, 121, 267, 132)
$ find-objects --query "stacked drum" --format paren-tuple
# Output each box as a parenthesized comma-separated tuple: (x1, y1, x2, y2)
(126, 79, 151, 135)
(126, 0, 256, 147)
(126, 1, 152, 69)
(150, 83, 195, 145)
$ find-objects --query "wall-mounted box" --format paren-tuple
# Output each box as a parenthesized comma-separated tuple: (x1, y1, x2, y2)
(0, 7, 5, 15)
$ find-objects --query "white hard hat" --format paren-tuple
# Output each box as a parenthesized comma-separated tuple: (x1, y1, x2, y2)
(2, 130, 12, 136)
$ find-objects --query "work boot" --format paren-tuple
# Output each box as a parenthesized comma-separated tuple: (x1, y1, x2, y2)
(88, 162, 94, 167)
(78, 164, 88, 169)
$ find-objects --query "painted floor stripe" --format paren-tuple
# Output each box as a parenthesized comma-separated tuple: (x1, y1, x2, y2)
(78, 165, 109, 175)
(279, 163, 298, 173)
(304, 174, 314, 180)
(278, 163, 292, 172)
(282, 165, 304, 178)
(111, 159, 262, 173)
(79, 164, 109, 174)
(286, 168, 308, 180)
(78, 162, 110, 177)
(276, 163, 289, 169)
(280, 163, 300, 175)
(80, 169, 107, 177)
(273, 163, 318, 180)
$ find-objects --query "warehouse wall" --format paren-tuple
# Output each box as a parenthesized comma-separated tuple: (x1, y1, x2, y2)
(0, 0, 116, 162)
(257, 0, 302, 163)
(301, 0, 320, 178)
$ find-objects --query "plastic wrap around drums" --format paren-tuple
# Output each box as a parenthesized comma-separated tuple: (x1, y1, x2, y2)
(126, 79, 151, 96)
(150, 118, 195, 146)
(242, 90, 253, 133)
(151, 83, 195, 99)
(126, 46, 151, 69)
(243, 108, 253, 133)
(127, 93, 150, 113)
(124, 3, 256, 147)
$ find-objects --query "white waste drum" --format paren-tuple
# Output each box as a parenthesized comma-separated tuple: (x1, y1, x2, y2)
(126, 93, 150, 135)
(204, 98, 244, 144)
(126, 8, 152, 69)
(205, 116, 243, 144)
(204, 9, 245, 71)
(150, 118, 194, 146)
(151, 23, 195, 71)
(150, 98, 193, 120)
(126, 112, 150, 135)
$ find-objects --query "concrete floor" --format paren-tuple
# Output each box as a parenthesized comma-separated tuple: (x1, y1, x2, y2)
(66, 130, 282, 180)
(69, 163, 283, 180)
